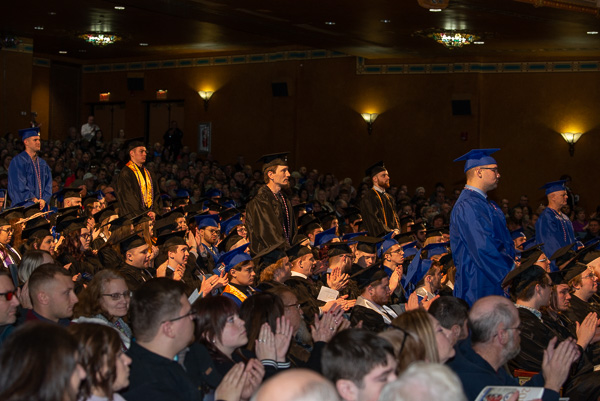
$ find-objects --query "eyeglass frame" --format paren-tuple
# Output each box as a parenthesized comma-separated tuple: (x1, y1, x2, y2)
(163, 309, 198, 324)
(0, 290, 16, 301)
(101, 291, 132, 301)
(479, 167, 500, 174)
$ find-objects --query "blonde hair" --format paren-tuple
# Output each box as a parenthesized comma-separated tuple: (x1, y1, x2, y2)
(392, 309, 439, 363)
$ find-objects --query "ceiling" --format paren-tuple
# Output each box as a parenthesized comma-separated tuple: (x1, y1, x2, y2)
(2, 0, 600, 63)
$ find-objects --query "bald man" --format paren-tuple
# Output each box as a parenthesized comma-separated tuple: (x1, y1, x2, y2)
(253, 369, 339, 401)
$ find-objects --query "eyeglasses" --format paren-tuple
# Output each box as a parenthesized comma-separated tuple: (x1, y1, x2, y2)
(0, 290, 16, 301)
(390, 248, 404, 255)
(505, 323, 522, 332)
(582, 273, 597, 280)
(479, 167, 500, 174)
(0, 228, 14, 234)
(284, 303, 301, 310)
(389, 325, 411, 355)
(164, 309, 198, 323)
(102, 291, 132, 301)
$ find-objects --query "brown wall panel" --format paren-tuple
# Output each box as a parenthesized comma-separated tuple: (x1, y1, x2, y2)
(79, 58, 600, 211)
(0, 50, 33, 136)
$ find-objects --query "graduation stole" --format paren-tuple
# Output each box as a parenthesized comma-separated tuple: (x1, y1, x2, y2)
(223, 284, 248, 303)
(372, 189, 399, 228)
(126, 161, 153, 209)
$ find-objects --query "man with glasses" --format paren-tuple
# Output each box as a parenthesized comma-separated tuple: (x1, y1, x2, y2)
(0, 271, 20, 345)
(123, 278, 199, 401)
(450, 149, 515, 306)
(536, 180, 583, 272)
(564, 266, 600, 325)
(0, 210, 21, 269)
(448, 295, 577, 401)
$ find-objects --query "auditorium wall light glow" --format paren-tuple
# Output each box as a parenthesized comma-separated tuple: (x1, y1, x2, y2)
(560, 132, 584, 157)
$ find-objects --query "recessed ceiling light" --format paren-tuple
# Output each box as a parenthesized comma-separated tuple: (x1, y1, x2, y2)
(49, 11, 57, 15)
(34, 26, 44, 30)
(429, 9, 442, 12)
(79, 49, 87, 53)
(139, 42, 149, 46)
(474, 41, 485, 45)
(587, 31, 598, 35)
(380, 19, 391, 23)
(114, 6, 125, 10)
(59, 50, 67, 54)
(325, 21, 336, 25)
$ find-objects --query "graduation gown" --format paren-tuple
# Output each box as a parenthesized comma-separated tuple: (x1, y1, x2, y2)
(359, 188, 399, 237)
(536, 207, 579, 272)
(119, 263, 153, 291)
(284, 275, 322, 325)
(450, 188, 515, 306)
(7, 151, 52, 207)
(246, 185, 297, 256)
(116, 163, 159, 217)
(349, 296, 397, 333)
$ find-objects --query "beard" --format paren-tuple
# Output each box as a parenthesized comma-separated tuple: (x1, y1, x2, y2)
(502, 334, 521, 362)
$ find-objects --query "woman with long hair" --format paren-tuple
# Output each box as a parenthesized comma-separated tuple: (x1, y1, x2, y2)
(0, 322, 86, 401)
(68, 323, 131, 401)
(56, 218, 103, 277)
(73, 269, 133, 349)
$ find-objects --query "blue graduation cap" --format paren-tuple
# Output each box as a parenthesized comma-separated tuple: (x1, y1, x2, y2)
(539, 180, 566, 196)
(402, 241, 419, 258)
(214, 243, 251, 274)
(403, 250, 432, 296)
(521, 237, 538, 252)
(423, 242, 449, 259)
(160, 194, 172, 201)
(314, 226, 338, 247)
(174, 189, 190, 199)
(221, 200, 236, 209)
(195, 214, 220, 229)
(377, 236, 399, 259)
(221, 213, 243, 236)
(341, 231, 368, 242)
(18, 127, 40, 141)
(453, 148, 500, 173)
(205, 188, 222, 198)
(510, 230, 526, 241)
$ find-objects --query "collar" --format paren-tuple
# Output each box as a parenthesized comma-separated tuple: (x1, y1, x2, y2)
(515, 304, 542, 320)
(167, 265, 175, 272)
(291, 271, 308, 279)
(464, 184, 487, 199)
(373, 185, 385, 193)
(355, 296, 396, 324)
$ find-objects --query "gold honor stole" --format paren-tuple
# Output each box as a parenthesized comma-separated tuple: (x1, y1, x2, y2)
(126, 161, 153, 209)
(223, 284, 248, 303)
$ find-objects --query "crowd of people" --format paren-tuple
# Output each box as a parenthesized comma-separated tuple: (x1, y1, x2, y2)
(0, 122, 599, 401)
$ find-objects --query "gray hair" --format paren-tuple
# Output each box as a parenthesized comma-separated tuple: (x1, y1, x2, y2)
(378, 362, 466, 401)
(470, 301, 514, 344)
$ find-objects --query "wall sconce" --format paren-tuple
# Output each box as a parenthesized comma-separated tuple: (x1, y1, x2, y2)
(198, 90, 214, 111)
(361, 113, 378, 135)
(156, 89, 168, 100)
(560, 132, 584, 157)
(99, 92, 110, 102)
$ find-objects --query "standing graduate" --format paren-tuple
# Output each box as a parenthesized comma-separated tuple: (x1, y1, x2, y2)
(359, 161, 400, 237)
(116, 138, 159, 220)
(450, 149, 515, 306)
(536, 180, 582, 272)
(8, 127, 52, 209)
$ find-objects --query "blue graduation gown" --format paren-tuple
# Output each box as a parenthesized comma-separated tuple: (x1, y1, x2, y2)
(450, 188, 515, 306)
(536, 207, 579, 272)
(7, 151, 52, 207)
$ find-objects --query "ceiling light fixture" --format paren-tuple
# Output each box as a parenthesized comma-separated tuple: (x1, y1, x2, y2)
(429, 9, 443, 12)
(587, 31, 598, 35)
(560, 132, 584, 157)
(59, 50, 67, 54)
(114, 6, 125, 10)
(80, 33, 120, 46)
(380, 19, 391, 23)
(139, 42, 149, 46)
(34, 26, 44, 30)
(428, 30, 480, 48)
(325, 21, 336, 25)
(474, 41, 485, 44)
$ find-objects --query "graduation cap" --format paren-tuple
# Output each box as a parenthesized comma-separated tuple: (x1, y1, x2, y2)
(221, 213, 243, 236)
(160, 194, 173, 203)
(118, 233, 147, 254)
(257, 152, 290, 171)
(173, 189, 190, 201)
(108, 216, 132, 232)
(286, 242, 313, 262)
(205, 188, 222, 198)
(520, 237, 538, 252)
(215, 243, 252, 274)
(298, 213, 318, 228)
(94, 208, 117, 225)
(18, 127, 40, 141)
(196, 214, 220, 229)
(355, 236, 384, 254)
(203, 199, 223, 213)
(402, 241, 419, 258)
(501, 263, 547, 294)
(412, 222, 427, 232)
(510, 230, 526, 241)
(156, 230, 187, 247)
(293, 203, 308, 216)
(130, 212, 152, 226)
(319, 212, 338, 227)
(221, 199, 236, 210)
(218, 232, 246, 253)
(394, 232, 416, 246)
(157, 207, 185, 224)
(423, 242, 450, 259)
(327, 241, 354, 258)
(453, 148, 500, 173)
(549, 262, 588, 285)
(21, 222, 51, 240)
(520, 243, 545, 261)
(425, 228, 445, 239)
(343, 206, 362, 223)
(0, 207, 24, 226)
(365, 161, 386, 178)
(125, 137, 146, 152)
(314, 227, 338, 247)
(400, 215, 414, 226)
(539, 180, 567, 196)
(184, 202, 205, 215)
(351, 263, 389, 289)
(377, 234, 399, 259)
(341, 231, 368, 242)
(155, 222, 178, 237)
(56, 187, 83, 202)
(56, 216, 87, 234)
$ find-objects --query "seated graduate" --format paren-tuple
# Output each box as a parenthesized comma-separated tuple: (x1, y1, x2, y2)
(218, 244, 258, 306)
(350, 263, 397, 332)
(447, 295, 576, 401)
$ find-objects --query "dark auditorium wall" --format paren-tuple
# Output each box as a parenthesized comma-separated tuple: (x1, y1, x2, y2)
(0, 48, 33, 136)
(76, 56, 600, 210)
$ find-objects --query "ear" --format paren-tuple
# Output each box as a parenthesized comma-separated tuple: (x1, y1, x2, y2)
(38, 291, 49, 306)
(336, 379, 359, 401)
(161, 321, 176, 339)
(451, 324, 461, 340)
